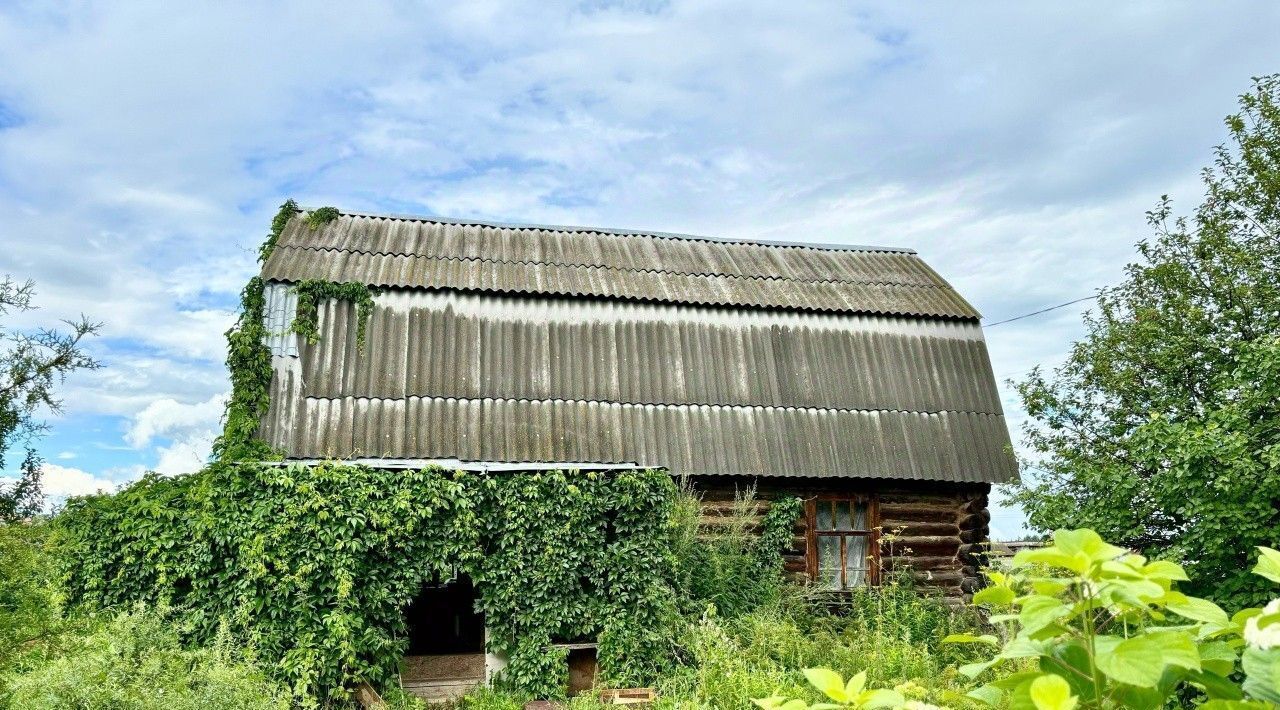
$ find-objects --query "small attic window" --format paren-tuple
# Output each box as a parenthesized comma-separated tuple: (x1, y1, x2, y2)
(262, 282, 299, 357)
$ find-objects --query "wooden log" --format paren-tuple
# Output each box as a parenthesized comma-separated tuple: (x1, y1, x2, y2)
(698, 501, 771, 515)
(881, 521, 960, 537)
(911, 569, 964, 586)
(885, 555, 958, 572)
(959, 529, 986, 544)
(959, 496, 989, 514)
(884, 535, 961, 555)
(879, 502, 962, 520)
(956, 510, 991, 529)
(879, 492, 964, 507)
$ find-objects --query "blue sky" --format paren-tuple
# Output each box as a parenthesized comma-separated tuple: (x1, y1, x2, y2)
(2, 2, 1279, 538)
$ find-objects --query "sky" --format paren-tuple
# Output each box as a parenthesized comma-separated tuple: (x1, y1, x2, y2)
(1, 2, 1278, 539)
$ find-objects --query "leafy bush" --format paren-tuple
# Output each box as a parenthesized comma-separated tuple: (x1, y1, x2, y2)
(669, 482, 803, 620)
(55, 463, 678, 703)
(0, 522, 61, 673)
(2, 608, 291, 710)
(653, 584, 985, 710)
(759, 528, 1280, 710)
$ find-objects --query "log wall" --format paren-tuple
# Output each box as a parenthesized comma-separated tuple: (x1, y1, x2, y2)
(689, 476, 991, 600)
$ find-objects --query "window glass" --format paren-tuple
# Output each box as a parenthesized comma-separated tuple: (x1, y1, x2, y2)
(810, 497, 874, 591)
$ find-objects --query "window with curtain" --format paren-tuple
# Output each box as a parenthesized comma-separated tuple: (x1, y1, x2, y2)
(806, 496, 877, 589)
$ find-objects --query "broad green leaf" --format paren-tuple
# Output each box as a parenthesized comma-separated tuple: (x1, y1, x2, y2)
(1054, 528, 1127, 562)
(959, 659, 998, 679)
(1199, 701, 1273, 710)
(845, 670, 867, 698)
(1000, 636, 1047, 660)
(857, 689, 905, 709)
(1019, 595, 1071, 634)
(804, 668, 849, 703)
(972, 585, 1015, 607)
(1199, 640, 1240, 677)
(1166, 594, 1230, 625)
(1242, 647, 1280, 704)
(943, 633, 999, 646)
(991, 671, 1048, 691)
(1189, 669, 1245, 701)
(1142, 560, 1190, 581)
(1013, 547, 1089, 574)
(966, 685, 1003, 707)
(1096, 634, 1165, 687)
(1147, 630, 1200, 671)
(1029, 674, 1077, 710)
(1254, 547, 1280, 585)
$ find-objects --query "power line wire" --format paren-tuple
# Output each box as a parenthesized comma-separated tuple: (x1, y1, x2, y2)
(982, 294, 1099, 328)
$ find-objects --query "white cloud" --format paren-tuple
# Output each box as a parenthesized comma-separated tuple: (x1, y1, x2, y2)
(125, 393, 226, 449)
(39, 463, 116, 499)
(55, 451, 76, 460)
(2, 1, 1279, 521)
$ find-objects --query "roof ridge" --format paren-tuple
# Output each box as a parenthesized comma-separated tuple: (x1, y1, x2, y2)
(296, 206, 918, 255)
(269, 243, 951, 290)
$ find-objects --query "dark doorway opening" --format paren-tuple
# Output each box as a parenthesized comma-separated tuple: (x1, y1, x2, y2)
(403, 575, 485, 655)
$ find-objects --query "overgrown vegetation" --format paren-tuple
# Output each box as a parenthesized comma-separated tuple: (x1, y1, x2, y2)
(289, 280, 377, 350)
(54, 463, 680, 704)
(669, 482, 804, 619)
(215, 201, 374, 462)
(5, 608, 293, 710)
(1011, 74, 1280, 608)
(760, 529, 1280, 710)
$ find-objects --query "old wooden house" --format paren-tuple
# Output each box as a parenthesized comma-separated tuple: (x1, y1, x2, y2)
(253, 207, 1017, 697)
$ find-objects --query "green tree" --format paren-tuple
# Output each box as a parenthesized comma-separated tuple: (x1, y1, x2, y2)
(0, 277, 99, 521)
(1009, 75, 1280, 607)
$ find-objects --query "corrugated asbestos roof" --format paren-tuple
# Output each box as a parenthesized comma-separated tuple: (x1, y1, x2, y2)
(261, 211, 980, 319)
(256, 248, 1017, 482)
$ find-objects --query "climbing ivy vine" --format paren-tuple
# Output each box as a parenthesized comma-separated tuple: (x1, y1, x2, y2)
(56, 463, 681, 704)
(214, 201, 373, 461)
(289, 280, 377, 350)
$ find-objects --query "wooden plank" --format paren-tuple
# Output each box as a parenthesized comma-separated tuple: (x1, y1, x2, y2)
(401, 654, 485, 682)
(352, 682, 387, 709)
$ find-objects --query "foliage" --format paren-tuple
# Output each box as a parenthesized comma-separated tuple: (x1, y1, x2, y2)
(1009, 74, 1280, 609)
(944, 528, 1280, 710)
(304, 206, 341, 229)
(55, 462, 679, 704)
(257, 198, 299, 263)
(755, 529, 1280, 710)
(754, 668, 905, 710)
(653, 584, 985, 710)
(669, 482, 803, 619)
(2, 607, 292, 710)
(212, 273, 279, 462)
(289, 279, 377, 350)
(0, 523, 62, 673)
(0, 277, 100, 520)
